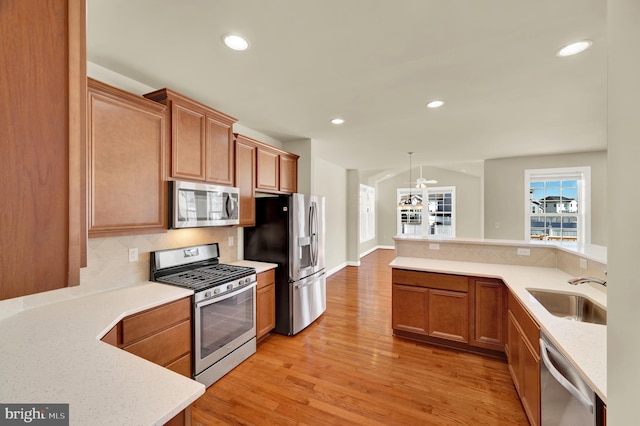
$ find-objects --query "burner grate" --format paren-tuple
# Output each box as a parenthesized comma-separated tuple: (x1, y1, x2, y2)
(156, 264, 255, 290)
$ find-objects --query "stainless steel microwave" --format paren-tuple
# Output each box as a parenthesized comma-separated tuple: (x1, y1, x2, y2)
(171, 180, 240, 228)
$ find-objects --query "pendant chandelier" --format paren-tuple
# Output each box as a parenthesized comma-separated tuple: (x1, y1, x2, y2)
(398, 152, 423, 210)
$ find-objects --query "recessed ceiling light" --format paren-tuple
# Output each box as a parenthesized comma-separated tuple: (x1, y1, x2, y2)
(556, 40, 592, 57)
(222, 34, 249, 51)
(426, 100, 444, 109)
(330, 118, 345, 125)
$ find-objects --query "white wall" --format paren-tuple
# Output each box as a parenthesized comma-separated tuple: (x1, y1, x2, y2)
(484, 151, 607, 245)
(312, 158, 348, 275)
(608, 0, 640, 423)
(376, 166, 483, 246)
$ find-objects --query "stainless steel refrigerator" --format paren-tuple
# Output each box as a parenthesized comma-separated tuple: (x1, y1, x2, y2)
(244, 194, 326, 335)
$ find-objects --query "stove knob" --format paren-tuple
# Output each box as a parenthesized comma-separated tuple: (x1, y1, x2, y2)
(204, 291, 212, 298)
(213, 288, 220, 295)
(227, 283, 233, 291)
(245, 277, 250, 284)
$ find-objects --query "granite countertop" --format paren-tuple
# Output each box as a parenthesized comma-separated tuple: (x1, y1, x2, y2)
(0, 283, 205, 426)
(389, 256, 607, 403)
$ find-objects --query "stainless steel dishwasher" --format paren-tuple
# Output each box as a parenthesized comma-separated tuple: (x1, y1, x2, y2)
(540, 332, 596, 425)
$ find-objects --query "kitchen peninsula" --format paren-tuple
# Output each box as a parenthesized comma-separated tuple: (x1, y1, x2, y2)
(0, 284, 204, 426)
(391, 235, 607, 423)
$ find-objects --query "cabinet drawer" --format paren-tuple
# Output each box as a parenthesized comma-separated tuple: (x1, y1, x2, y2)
(257, 269, 275, 290)
(121, 297, 191, 346)
(123, 320, 191, 366)
(165, 353, 192, 377)
(508, 292, 539, 347)
(392, 269, 468, 292)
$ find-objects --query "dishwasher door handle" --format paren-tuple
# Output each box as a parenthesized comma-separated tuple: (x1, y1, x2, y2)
(540, 338, 594, 414)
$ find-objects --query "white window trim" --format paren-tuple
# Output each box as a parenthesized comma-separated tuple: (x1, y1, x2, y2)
(524, 167, 591, 243)
(359, 184, 375, 243)
(428, 186, 456, 238)
(396, 186, 456, 237)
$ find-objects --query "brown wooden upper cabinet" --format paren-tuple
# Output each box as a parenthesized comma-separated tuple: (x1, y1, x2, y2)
(234, 134, 257, 227)
(255, 144, 299, 194)
(1, 0, 86, 300)
(87, 79, 168, 237)
(143, 88, 237, 185)
(234, 133, 299, 227)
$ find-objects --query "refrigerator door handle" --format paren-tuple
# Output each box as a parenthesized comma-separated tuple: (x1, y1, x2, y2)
(309, 203, 317, 266)
(294, 271, 327, 289)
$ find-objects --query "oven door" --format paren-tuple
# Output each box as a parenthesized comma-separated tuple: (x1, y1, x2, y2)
(194, 283, 256, 376)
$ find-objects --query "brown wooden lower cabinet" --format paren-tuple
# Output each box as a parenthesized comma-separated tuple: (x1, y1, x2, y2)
(101, 297, 192, 375)
(507, 292, 541, 426)
(392, 269, 544, 424)
(101, 297, 194, 426)
(165, 406, 192, 426)
(471, 277, 507, 351)
(256, 269, 276, 341)
(391, 269, 505, 353)
(428, 289, 469, 342)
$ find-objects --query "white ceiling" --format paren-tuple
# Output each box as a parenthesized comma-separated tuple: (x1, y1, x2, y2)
(86, 0, 607, 175)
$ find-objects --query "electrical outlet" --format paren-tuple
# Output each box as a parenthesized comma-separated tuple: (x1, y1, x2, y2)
(228, 236, 234, 247)
(579, 258, 588, 270)
(429, 243, 440, 250)
(517, 248, 530, 256)
(495, 222, 501, 229)
(128, 248, 138, 262)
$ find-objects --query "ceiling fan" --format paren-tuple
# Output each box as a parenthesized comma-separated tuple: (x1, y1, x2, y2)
(415, 165, 438, 188)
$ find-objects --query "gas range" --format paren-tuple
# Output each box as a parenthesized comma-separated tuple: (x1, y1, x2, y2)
(149, 242, 258, 388)
(150, 243, 256, 302)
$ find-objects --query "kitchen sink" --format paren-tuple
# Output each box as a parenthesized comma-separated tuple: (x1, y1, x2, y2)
(527, 289, 607, 325)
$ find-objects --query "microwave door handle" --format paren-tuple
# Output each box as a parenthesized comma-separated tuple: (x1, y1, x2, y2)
(225, 194, 232, 219)
(539, 338, 594, 413)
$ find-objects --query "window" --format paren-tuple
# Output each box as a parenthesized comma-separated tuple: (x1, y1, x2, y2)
(359, 184, 375, 243)
(397, 187, 455, 237)
(524, 167, 590, 242)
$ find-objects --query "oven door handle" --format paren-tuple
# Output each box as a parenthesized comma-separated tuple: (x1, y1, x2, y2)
(539, 338, 594, 413)
(196, 282, 256, 309)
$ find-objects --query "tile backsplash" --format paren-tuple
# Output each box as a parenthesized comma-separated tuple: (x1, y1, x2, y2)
(80, 227, 239, 292)
(0, 227, 240, 319)
(395, 240, 557, 268)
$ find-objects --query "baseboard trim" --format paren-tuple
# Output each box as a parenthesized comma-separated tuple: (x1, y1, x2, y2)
(360, 245, 394, 258)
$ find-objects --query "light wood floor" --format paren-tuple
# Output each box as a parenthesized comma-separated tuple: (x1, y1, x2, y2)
(192, 249, 528, 425)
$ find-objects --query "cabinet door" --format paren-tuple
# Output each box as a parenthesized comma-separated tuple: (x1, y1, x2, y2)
(471, 278, 506, 350)
(235, 136, 256, 226)
(256, 147, 279, 191)
(507, 310, 522, 394)
(88, 79, 167, 236)
(0, 0, 85, 298)
(507, 304, 541, 426)
(279, 154, 298, 193)
(256, 270, 276, 339)
(392, 284, 429, 335)
(123, 320, 191, 367)
(257, 284, 276, 339)
(521, 337, 541, 426)
(172, 102, 206, 180)
(428, 289, 469, 343)
(205, 115, 234, 185)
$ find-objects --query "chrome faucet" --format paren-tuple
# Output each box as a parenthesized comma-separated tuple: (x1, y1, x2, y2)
(567, 276, 607, 287)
